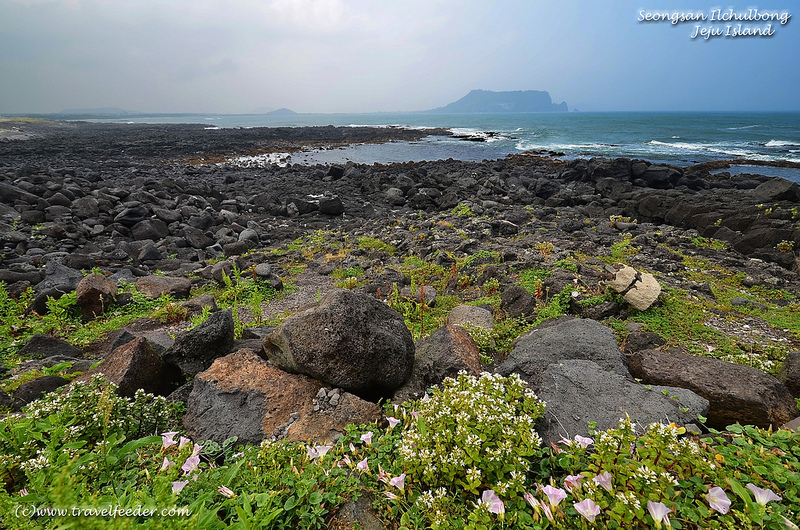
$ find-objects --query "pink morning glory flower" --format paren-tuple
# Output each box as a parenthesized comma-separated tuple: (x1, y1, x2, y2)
(480, 490, 504, 515)
(523, 492, 539, 509)
(161, 431, 178, 449)
(574, 498, 601, 523)
(541, 485, 567, 507)
(160, 457, 174, 471)
(647, 501, 671, 528)
(171, 481, 188, 494)
(360, 431, 373, 445)
(574, 435, 593, 448)
(564, 474, 584, 492)
(389, 473, 406, 491)
(593, 471, 613, 492)
(179, 436, 191, 450)
(387, 417, 400, 429)
(307, 445, 332, 459)
(746, 483, 782, 505)
(705, 487, 731, 514)
(218, 485, 236, 498)
(191, 444, 202, 458)
(384, 491, 398, 500)
(181, 456, 200, 474)
(357, 457, 369, 471)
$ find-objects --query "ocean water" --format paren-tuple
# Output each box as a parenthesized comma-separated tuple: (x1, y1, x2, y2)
(94, 111, 800, 170)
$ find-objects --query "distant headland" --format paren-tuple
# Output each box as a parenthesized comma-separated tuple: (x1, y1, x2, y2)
(425, 89, 568, 113)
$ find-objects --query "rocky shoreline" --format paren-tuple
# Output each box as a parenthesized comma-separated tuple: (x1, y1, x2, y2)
(1, 122, 800, 446)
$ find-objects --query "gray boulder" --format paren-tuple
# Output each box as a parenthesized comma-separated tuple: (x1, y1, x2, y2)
(162, 308, 235, 377)
(263, 289, 414, 398)
(536, 360, 706, 447)
(135, 275, 192, 299)
(13, 375, 70, 411)
(19, 334, 82, 359)
(446, 305, 494, 330)
(75, 272, 117, 322)
(393, 324, 481, 403)
(497, 318, 630, 390)
(629, 349, 798, 429)
(778, 351, 800, 398)
(500, 285, 537, 319)
(72, 337, 182, 397)
(752, 178, 800, 203)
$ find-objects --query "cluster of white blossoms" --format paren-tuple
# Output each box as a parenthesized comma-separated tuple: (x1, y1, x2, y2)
(398, 371, 546, 496)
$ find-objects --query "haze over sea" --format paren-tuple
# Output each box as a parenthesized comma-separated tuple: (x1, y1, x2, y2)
(93, 111, 800, 179)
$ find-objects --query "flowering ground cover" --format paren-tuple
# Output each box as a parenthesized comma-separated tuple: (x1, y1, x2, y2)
(1, 372, 798, 529)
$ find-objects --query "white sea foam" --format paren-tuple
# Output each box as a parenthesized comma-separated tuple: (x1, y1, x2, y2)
(766, 140, 800, 147)
(225, 152, 293, 168)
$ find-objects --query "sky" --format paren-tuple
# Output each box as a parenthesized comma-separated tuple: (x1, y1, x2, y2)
(1, 0, 798, 114)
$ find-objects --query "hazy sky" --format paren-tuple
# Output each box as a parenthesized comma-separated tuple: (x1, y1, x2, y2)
(1, 0, 798, 114)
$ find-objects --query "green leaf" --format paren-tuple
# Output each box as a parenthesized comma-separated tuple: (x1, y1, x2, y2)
(417, 416, 427, 437)
(284, 495, 299, 512)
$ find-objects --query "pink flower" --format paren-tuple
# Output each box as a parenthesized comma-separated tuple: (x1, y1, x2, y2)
(647, 501, 671, 528)
(593, 471, 613, 492)
(410, 411, 419, 419)
(160, 457, 174, 471)
(340, 455, 351, 467)
(541, 485, 567, 507)
(161, 431, 178, 449)
(179, 436, 191, 450)
(480, 490, 504, 515)
(19, 488, 28, 497)
(307, 445, 332, 460)
(181, 455, 200, 474)
(384, 491, 398, 500)
(387, 417, 400, 429)
(783, 516, 800, 530)
(360, 431, 373, 445)
(705, 487, 731, 514)
(574, 435, 593, 448)
(349, 443, 356, 453)
(564, 474, 584, 492)
(191, 444, 202, 458)
(389, 473, 406, 491)
(171, 481, 189, 494)
(357, 458, 369, 471)
(746, 483, 782, 506)
(523, 492, 540, 510)
(218, 485, 236, 498)
(574, 498, 601, 523)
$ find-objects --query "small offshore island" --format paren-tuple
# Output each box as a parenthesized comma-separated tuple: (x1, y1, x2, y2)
(1, 121, 800, 528)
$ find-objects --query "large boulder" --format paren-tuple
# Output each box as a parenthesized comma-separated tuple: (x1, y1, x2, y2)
(162, 308, 235, 377)
(72, 337, 182, 397)
(446, 305, 494, 330)
(393, 324, 481, 403)
(497, 318, 630, 390)
(12, 375, 70, 411)
(536, 360, 706, 447)
(629, 349, 798, 429)
(75, 272, 117, 322)
(263, 289, 414, 399)
(18, 334, 82, 359)
(183, 349, 381, 445)
(604, 265, 661, 311)
(778, 351, 800, 397)
(500, 285, 537, 319)
(752, 178, 800, 203)
(135, 275, 192, 299)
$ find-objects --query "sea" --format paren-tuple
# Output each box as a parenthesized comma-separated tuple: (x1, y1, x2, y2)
(92, 111, 800, 181)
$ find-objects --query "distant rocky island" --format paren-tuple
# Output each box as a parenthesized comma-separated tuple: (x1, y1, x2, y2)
(426, 89, 568, 113)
